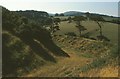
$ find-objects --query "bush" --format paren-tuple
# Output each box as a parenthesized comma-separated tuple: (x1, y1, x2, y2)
(2, 32, 35, 76)
(109, 45, 118, 58)
(80, 58, 106, 72)
(97, 35, 110, 41)
(65, 32, 77, 36)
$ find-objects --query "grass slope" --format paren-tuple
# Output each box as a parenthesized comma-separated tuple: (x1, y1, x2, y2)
(25, 35, 118, 77)
(55, 20, 118, 43)
(2, 7, 69, 77)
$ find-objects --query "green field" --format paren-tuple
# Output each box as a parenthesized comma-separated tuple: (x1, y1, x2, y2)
(54, 20, 118, 44)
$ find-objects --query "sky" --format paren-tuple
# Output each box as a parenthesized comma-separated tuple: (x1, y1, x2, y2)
(0, 0, 119, 17)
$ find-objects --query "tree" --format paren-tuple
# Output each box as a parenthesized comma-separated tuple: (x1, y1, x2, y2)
(111, 19, 120, 24)
(85, 12, 90, 21)
(65, 32, 76, 36)
(73, 16, 87, 36)
(46, 17, 61, 34)
(89, 15, 105, 37)
(21, 17, 28, 24)
(68, 16, 72, 23)
(89, 15, 110, 41)
(44, 18, 53, 26)
(59, 13, 64, 16)
(55, 13, 59, 16)
(53, 18, 61, 31)
(53, 18, 61, 23)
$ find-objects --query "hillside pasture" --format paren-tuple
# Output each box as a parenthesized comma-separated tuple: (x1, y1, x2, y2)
(54, 20, 118, 44)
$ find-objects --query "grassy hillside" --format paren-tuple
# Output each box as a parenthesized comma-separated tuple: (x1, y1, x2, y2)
(26, 35, 118, 77)
(2, 7, 118, 77)
(3, 31, 45, 76)
(2, 7, 69, 77)
(54, 20, 118, 43)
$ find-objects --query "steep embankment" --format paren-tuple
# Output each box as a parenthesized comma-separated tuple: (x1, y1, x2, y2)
(26, 35, 118, 77)
(2, 7, 69, 77)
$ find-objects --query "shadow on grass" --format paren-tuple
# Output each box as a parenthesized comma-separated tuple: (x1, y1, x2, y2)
(33, 31, 70, 57)
(19, 35, 56, 63)
(19, 30, 69, 63)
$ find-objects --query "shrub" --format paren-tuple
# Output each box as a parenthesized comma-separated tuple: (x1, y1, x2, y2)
(2, 32, 35, 76)
(65, 32, 77, 36)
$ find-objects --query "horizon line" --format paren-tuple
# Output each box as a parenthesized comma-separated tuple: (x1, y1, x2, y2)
(12, 9, 118, 17)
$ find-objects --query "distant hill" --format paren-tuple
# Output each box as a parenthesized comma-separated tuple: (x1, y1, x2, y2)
(48, 13, 54, 16)
(58, 11, 119, 24)
(63, 11, 84, 16)
(54, 11, 118, 20)
(63, 11, 117, 18)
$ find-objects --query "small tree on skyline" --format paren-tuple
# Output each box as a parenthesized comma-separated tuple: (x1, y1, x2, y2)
(89, 15, 110, 41)
(68, 16, 72, 23)
(85, 12, 90, 21)
(55, 13, 59, 16)
(73, 16, 87, 36)
(89, 15, 105, 36)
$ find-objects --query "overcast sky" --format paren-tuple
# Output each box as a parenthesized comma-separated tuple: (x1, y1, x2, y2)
(0, 0, 119, 16)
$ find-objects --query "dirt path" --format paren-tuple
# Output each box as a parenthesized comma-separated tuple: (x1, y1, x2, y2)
(25, 48, 92, 77)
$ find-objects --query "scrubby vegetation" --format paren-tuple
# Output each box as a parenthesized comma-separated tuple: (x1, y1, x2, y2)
(52, 35, 118, 77)
(2, 7, 69, 77)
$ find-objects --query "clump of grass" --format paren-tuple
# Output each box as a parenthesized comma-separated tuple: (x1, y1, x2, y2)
(79, 44, 118, 73)
(64, 71, 72, 75)
(81, 53, 94, 58)
(109, 44, 118, 58)
(65, 32, 77, 37)
(79, 58, 106, 72)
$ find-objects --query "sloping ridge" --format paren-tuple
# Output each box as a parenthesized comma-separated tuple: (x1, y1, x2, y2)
(25, 35, 108, 77)
(2, 7, 69, 76)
